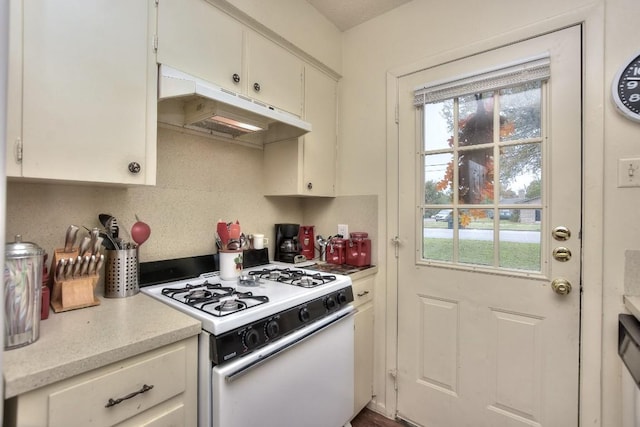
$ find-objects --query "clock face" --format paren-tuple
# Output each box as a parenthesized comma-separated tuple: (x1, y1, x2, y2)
(612, 51, 640, 123)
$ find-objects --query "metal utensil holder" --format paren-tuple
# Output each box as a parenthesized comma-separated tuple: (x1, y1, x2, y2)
(105, 247, 139, 298)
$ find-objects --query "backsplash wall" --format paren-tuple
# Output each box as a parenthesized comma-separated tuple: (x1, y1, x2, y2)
(5, 127, 303, 262)
(6, 127, 378, 266)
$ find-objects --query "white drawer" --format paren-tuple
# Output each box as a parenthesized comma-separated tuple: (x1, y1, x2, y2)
(48, 345, 187, 427)
(353, 276, 374, 308)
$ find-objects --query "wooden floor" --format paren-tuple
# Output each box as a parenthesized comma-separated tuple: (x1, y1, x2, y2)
(350, 408, 406, 427)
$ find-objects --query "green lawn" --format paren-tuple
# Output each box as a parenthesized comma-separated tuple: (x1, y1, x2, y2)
(424, 238, 541, 271)
(425, 218, 541, 231)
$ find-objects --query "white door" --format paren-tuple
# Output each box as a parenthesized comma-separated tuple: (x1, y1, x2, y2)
(396, 26, 581, 427)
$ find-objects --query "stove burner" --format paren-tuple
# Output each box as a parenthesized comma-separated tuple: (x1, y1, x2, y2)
(186, 288, 213, 303)
(247, 268, 337, 288)
(216, 298, 247, 312)
(295, 276, 317, 288)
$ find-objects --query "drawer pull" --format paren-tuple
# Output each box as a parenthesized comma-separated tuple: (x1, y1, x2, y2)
(105, 384, 154, 408)
(357, 291, 370, 297)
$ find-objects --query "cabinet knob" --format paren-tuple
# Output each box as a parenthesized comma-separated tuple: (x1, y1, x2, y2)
(307, 182, 313, 190)
(128, 162, 141, 174)
(253, 82, 261, 92)
(232, 73, 240, 83)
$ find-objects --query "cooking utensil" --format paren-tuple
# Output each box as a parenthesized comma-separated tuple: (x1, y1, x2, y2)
(95, 254, 104, 273)
(72, 256, 82, 277)
(217, 220, 229, 248)
(55, 259, 65, 282)
(229, 221, 241, 241)
(99, 213, 112, 228)
(92, 237, 104, 256)
(107, 217, 119, 239)
(63, 258, 74, 280)
(79, 255, 90, 276)
(88, 255, 97, 275)
(131, 215, 151, 246)
(78, 236, 91, 257)
(63, 225, 79, 252)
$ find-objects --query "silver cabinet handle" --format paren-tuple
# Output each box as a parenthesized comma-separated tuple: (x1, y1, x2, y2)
(105, 384, 154, 408)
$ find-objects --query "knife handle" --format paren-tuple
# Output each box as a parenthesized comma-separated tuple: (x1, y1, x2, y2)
(63, 258, 74, 280)
(79, 255, 91, 276)
(64, 225, 80, 253)
(78, 236, 91, 257)
(95, 254, 105, 273)
(55, 259, 66, 282)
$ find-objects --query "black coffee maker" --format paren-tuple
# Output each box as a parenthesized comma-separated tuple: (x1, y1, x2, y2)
(274, 223, 300, 263)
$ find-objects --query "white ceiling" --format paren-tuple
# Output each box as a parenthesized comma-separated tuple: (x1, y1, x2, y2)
(305, 0, 412, 31)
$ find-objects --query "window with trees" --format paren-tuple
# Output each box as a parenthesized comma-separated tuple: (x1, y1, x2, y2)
(415, 57, 548, 272)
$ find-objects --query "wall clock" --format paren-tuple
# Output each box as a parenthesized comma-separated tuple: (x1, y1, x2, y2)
(612, 50, 640, 123)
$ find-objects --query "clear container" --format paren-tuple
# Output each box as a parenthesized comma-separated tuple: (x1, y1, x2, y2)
(5, 235, 44, 349)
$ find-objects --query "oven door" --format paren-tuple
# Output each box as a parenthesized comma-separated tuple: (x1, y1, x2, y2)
(212, 306, 355, 427)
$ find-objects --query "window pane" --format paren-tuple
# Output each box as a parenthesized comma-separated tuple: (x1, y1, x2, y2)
(499, 82, 541, 141)
(459, 92, 494, 146)
(425, 153, 454, 204)
(423, 209, 453, 262)
(459, 209, 494, 266)
(458, 147, 494, 204)
(424, 100, 454, 151)
(499, 209, 541, 271)
(499, 143, 541, 201)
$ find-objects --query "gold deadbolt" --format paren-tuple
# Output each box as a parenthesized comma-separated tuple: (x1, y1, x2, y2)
(552, 226, 571, 241)
(551, 278, 572, 295)
(552, 247, 572, 262)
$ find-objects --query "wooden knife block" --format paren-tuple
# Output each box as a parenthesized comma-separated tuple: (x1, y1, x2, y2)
(50, 248, 101, 313)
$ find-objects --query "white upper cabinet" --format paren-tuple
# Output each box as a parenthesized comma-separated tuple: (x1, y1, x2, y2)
(246, 32, 303, 116)
(6, 0, 157, 185)
(157, 0, 303, 117)
(156, 0, 244, 93)
(263, 65, 337, 196)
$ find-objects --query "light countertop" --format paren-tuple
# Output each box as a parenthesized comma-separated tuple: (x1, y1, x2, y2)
(3, 293, 201, 398)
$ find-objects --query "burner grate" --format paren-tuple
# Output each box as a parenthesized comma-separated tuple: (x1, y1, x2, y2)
(248, 268, 337, 288)
(160, 281, 269, 316)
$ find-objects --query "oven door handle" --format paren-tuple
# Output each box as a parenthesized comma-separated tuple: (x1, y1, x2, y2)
(224, 308, 355, 383)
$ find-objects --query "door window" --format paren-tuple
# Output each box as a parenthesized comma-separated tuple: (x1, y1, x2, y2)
(419, 67, 546, 273)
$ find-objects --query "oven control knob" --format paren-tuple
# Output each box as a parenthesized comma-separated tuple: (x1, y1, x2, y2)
(265, 320, 280, 338)
(299, 307, 310, 322)
(325, 296, 337, 310)
(336, 292, 348, 305)
(243, 329, 260, 349)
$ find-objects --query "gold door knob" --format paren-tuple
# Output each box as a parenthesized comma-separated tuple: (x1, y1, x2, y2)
(551, 278, 572, 295)
(552, 247, 572, 262)
(552, 226, 571, 241)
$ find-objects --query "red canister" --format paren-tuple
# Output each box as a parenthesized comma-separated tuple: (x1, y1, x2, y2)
(326, 238, 346, 265)
(345, 232, 371, 267)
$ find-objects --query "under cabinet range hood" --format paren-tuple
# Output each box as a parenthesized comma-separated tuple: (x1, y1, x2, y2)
(157, 65, 311, 145)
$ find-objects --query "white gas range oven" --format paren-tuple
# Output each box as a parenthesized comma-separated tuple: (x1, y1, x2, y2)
(139, 253, 355, 427)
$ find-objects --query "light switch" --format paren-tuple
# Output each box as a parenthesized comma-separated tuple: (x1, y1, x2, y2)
(618, 158, 640, 187)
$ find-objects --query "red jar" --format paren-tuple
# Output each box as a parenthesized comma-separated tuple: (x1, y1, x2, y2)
(345, 232, 371, 267)
(326, 238, 346, 265)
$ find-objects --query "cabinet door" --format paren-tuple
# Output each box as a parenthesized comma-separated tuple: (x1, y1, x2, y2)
(302, 66, 337, 196)
(20, 0, 156, 184)
(6, 0, 22, 177)
(157, 0, 244, 93)
(354, 303, 374, 414)
(246, 32, 303, 116)
(262, 66, 337, 196)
